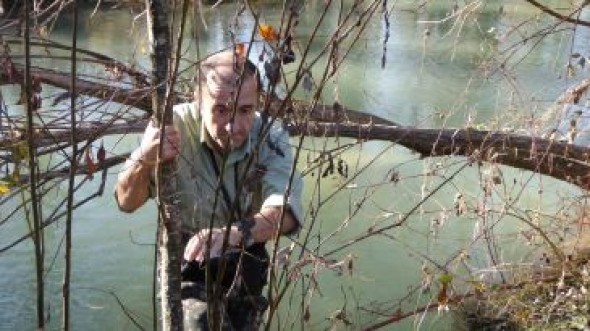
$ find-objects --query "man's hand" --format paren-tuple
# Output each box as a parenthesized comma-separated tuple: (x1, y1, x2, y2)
(182, 208, 298, 261)
(136, 122, 180, 166)
(183, 227, 242, 262)
(115, 122, 180, 212)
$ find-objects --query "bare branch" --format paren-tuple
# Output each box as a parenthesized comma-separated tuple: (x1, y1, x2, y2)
(525, 0, 590, 27)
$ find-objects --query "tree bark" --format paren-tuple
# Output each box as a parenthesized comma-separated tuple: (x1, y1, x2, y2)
(62, 1, 79, 329)
(0, 61, 396, 125)
(144, 0, 183, 330)
(10, 119, 590, 190)
(524, 0, 590, 28)
(0, 63, 156, 110)
(290, 122, 590, 188)
(23, 0, 45, 328)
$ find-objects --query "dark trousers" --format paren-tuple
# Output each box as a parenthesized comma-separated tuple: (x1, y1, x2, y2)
(180, 244, 269, 331)
(182, 282, 268, 331)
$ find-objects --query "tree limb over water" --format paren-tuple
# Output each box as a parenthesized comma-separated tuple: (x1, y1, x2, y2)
(4, 116, 590, 190)
(1, 47, 589, 192)
(1, 65, 589, 189)
(524, 0, 590, 28)
(291, 122, 590, 189)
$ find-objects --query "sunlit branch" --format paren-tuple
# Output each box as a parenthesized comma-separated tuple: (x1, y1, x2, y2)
(525, 0, 590, 28)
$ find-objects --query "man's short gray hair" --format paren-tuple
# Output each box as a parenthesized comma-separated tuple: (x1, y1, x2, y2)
(195, 50, 261, 101)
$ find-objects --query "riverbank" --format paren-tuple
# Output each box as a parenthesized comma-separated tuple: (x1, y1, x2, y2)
(455, 232, 590, 330)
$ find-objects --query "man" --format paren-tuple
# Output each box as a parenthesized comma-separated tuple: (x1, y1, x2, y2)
(115, 50, 303, 330)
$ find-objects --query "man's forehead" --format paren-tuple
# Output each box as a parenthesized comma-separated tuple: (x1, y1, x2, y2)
(205, 72, 257, 102)
(203, 50, 241, 66)
(202, 51, 243, 81)
(201, 52, 257, 102)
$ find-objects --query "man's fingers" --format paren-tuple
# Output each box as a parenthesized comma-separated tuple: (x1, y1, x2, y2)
(184, 229, 234, 262)
(199, 231, 222, 260)
(193, 246, 204, 262)
(184, 230, 215, 262)
(162, 143, 178, 160)
(184, 231, 207, 261)
(183, 236, 198, 261)
(162, 129, 180, 159)
(209, 233, 223, 259)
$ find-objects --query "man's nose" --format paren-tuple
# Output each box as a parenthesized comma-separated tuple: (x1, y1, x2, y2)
(224, 120, 233, 134)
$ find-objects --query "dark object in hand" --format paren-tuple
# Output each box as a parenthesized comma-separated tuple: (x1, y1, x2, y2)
(282, 50, 296, 64)
(181, 243, 269, 296)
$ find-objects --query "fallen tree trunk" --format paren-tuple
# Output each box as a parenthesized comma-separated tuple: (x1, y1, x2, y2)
(8, 119, 590, 190)
(290, 122, 590, 188)
(0, 61, 396, 126)
(0, 63, 156, 110)
(1, 52, 588, 189)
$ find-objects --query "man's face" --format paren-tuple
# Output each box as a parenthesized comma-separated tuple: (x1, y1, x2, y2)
(200, 75, 258, 152)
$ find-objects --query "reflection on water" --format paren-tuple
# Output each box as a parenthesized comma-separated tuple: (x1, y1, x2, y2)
(1, 1, 589, 330)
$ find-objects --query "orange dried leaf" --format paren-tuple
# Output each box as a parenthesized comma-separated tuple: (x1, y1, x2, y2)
(235, 43, 245, 57)
(84, 146, 96, 179)
(437, 282, 448, 305)
(258, 24, 278, 41)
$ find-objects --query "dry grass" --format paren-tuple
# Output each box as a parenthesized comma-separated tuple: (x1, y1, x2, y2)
(454, 231, 590, 330)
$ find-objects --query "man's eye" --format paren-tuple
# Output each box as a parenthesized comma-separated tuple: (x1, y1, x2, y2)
(213, 105, 229, 114)
(239, 106, 254, 114)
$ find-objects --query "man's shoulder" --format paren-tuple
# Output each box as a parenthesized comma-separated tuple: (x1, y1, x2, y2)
(251, 113, 291, 161)
(251, 113, 288, 137)
(172, 102, 199, 125)
(172, 103, 200, 132)
(173, 103, 197, 120)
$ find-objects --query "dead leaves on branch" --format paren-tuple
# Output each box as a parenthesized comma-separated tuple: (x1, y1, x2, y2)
(82, 141, 108, 180)
(0, 141, 27, 196)
(0, 136, 108, 197)
(275, 244, 356, 282)
(16, 76, 42, 111)
(302, 149, 349, 180)
(83, 145, 96, 179)
(234, 42, 245, 58)
(1, 44, 43, 111)
(437, 272, 453, 313)
(258, 24, 278, 41)
(0, 37, 153, 113)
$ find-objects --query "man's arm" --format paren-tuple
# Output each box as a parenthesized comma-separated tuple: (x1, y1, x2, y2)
(183, 120, 303, 262)
(250, 206, 298, 243)
(115, 152, 154, 213)
(249, 120, 303, 241)
(115, 123, 179, 212)
(183, 207, 297, 262)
